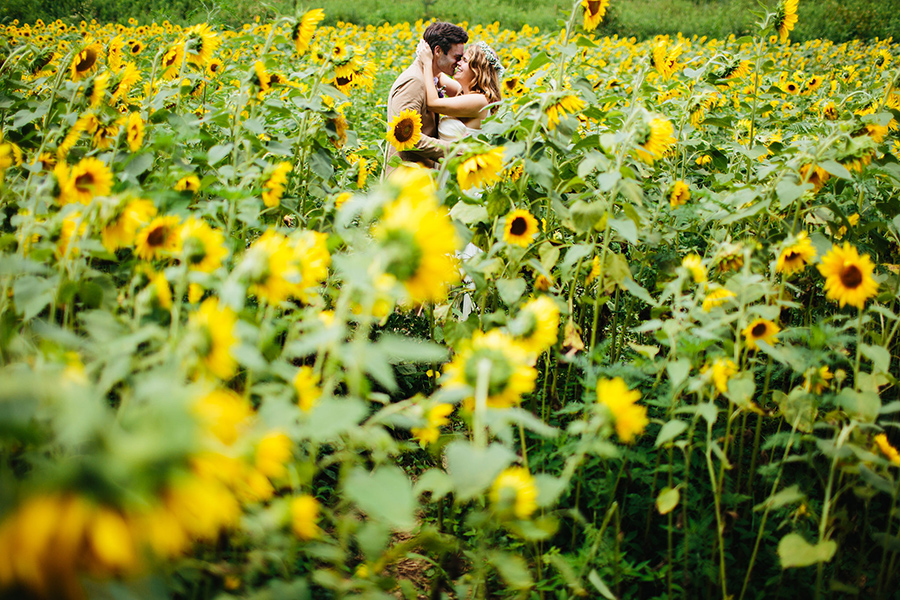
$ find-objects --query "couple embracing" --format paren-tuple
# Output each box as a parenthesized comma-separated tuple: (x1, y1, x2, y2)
(385, 21, 504, 173)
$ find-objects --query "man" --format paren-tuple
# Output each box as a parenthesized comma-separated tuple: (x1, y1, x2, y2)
(385, 21, 467, 174)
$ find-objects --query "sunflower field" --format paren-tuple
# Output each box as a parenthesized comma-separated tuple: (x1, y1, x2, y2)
(2, 0, 900, 598)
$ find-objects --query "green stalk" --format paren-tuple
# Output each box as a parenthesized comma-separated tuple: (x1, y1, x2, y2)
(815, 423, 855, 600)
(705, 415, 728, 600)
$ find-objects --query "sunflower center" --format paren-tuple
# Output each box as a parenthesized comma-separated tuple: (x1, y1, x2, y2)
(464, 349, 515, 397)
(336, 76, 352, 87)
(74, 172, 95, 193)
(184, 237, 208, 265)
(751, 323, 767, 337)
(395, 119, 414, 143)
(382, 229, 422, 282)
(840, 264, 863, 289)
(75, 49, 96, 72)
(587, 0, 601, 15)
(784, 250, 801, 262)
(147, 225, 168, 247)
(510, 216, 528, 236)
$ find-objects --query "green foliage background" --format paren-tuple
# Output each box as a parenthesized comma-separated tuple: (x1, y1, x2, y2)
(4, 0, 900, 42)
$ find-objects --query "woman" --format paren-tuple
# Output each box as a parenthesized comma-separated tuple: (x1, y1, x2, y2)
(416, 40, 504, 141)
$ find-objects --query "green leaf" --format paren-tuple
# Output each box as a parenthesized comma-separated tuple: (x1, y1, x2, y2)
(496, 278, 526, 306)
(608, 217, 637, 245)
(450, 202, 489, 225)
(776, 389, 817, 432)
(725, 372, 756, 410)
(344, 465, 416, 530)
(539, 242, 560, 273)
(303, 397, 368, 442)
(525, 51, 552, 74)
(488, 551, 532, 590)
(754, 484, 805, 512)
(375, 334, 447, 363)
(570, 200, 606, 233)
(837, 389, 880, 423)
(588, 570, 617, 600)
(860, 344, 891, 373)
(819, 160, 852, 180)
(207, 143, 233, 166)
(13, 275, 56, 321)
(778, 533, 837, 568)
(655, 420, 688, 448)
(534, 474, 566, 508)
(575, 34, 599, 48)
(666, 359, 691, 391)
(444, 441, 515, 500)
(656, 486, 680, 515)
(413, 468, 453, 501)
(776, 178, 811, 209)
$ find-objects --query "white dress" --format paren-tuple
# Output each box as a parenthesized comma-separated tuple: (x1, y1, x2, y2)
(438, 118, 483, 320)
(438, 117, 480, 142)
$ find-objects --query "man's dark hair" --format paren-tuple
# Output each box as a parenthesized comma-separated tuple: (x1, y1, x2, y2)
(423, 22, 468, 54)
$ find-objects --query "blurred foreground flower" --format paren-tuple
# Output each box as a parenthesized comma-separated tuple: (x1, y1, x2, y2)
(444, 329, 537, 409)
(597, 377, 647, 443)
(491, 467, 538, 519)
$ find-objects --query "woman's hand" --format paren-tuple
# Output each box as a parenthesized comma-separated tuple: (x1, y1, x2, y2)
(416, 40, 433, 63)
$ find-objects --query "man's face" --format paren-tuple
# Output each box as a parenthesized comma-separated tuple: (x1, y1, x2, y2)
(434, 43, 465, 77)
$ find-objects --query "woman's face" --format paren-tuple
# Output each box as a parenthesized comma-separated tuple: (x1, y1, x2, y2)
(454, 49, 474, 86)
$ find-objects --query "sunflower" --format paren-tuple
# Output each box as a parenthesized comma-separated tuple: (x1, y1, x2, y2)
(669, 180, 690, 208)
(373, 169, 460, 304)
(651, 39, 682, 80)
(294, 366, 322, 412)
(126, 112, 144, 152)
(742, 318, 780, 350)
(443, 329, 537, 409)
(386, 109, 422, 152)
(776, 231, 816, 276)
(127, 39, 143, 56)
(175, 175, 200, 193)
(597, 377, 647, 443)
(240, 229, 324, 305)
(817, 243, 878, 309)
(134, 215, 182, 261)
(107, 35, 125, 72)
(65, 156, 113, 204)
(702, 358, 738, 396)
(803, 365, 833, 394)
(491, 467, 538, 519)
(161, 43, 185, 80)
(71, 43, 102, 80)
(774, 0, 799, 43)
(252, 61, 271, 94)
(509, 295, 560, 355)
(783, 81, 800, 95)
(291, 495, 321, 540)
(111, 62, 141, 103)
(188, 298, 238, 380)
(206, 58, 223, 78)
(681, 254, 707, 283)
(184, 23, 219, 66)
(702, 287, 735, 312)
(101, 198, 156, 252)
(193, 389, 253, 445)
(545, 94, 585, 130)
(634, 116, 676, 163)
(581, 0, 609, 31)
(180, 217, 227, 273)
(875, 434, 900, 466)
(262, 162, 292, 208)
(86, 71, 109, 108)
(503, 208, 539, 247)
(411, 403, 454, 447)
(293, 9, 324, 55)
(457, 147, 505, 190)
(92, 123, 119, 150)
(290, 230, 331, 303)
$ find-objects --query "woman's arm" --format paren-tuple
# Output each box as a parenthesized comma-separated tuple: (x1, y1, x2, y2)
(439, 73, 462, 97)
(417, 41, 488, 119)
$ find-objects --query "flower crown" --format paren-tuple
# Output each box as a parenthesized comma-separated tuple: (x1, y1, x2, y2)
(475, 41, 504, 76)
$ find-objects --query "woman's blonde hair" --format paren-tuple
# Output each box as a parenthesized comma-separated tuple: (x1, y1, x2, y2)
(466, 44, 502, 109)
